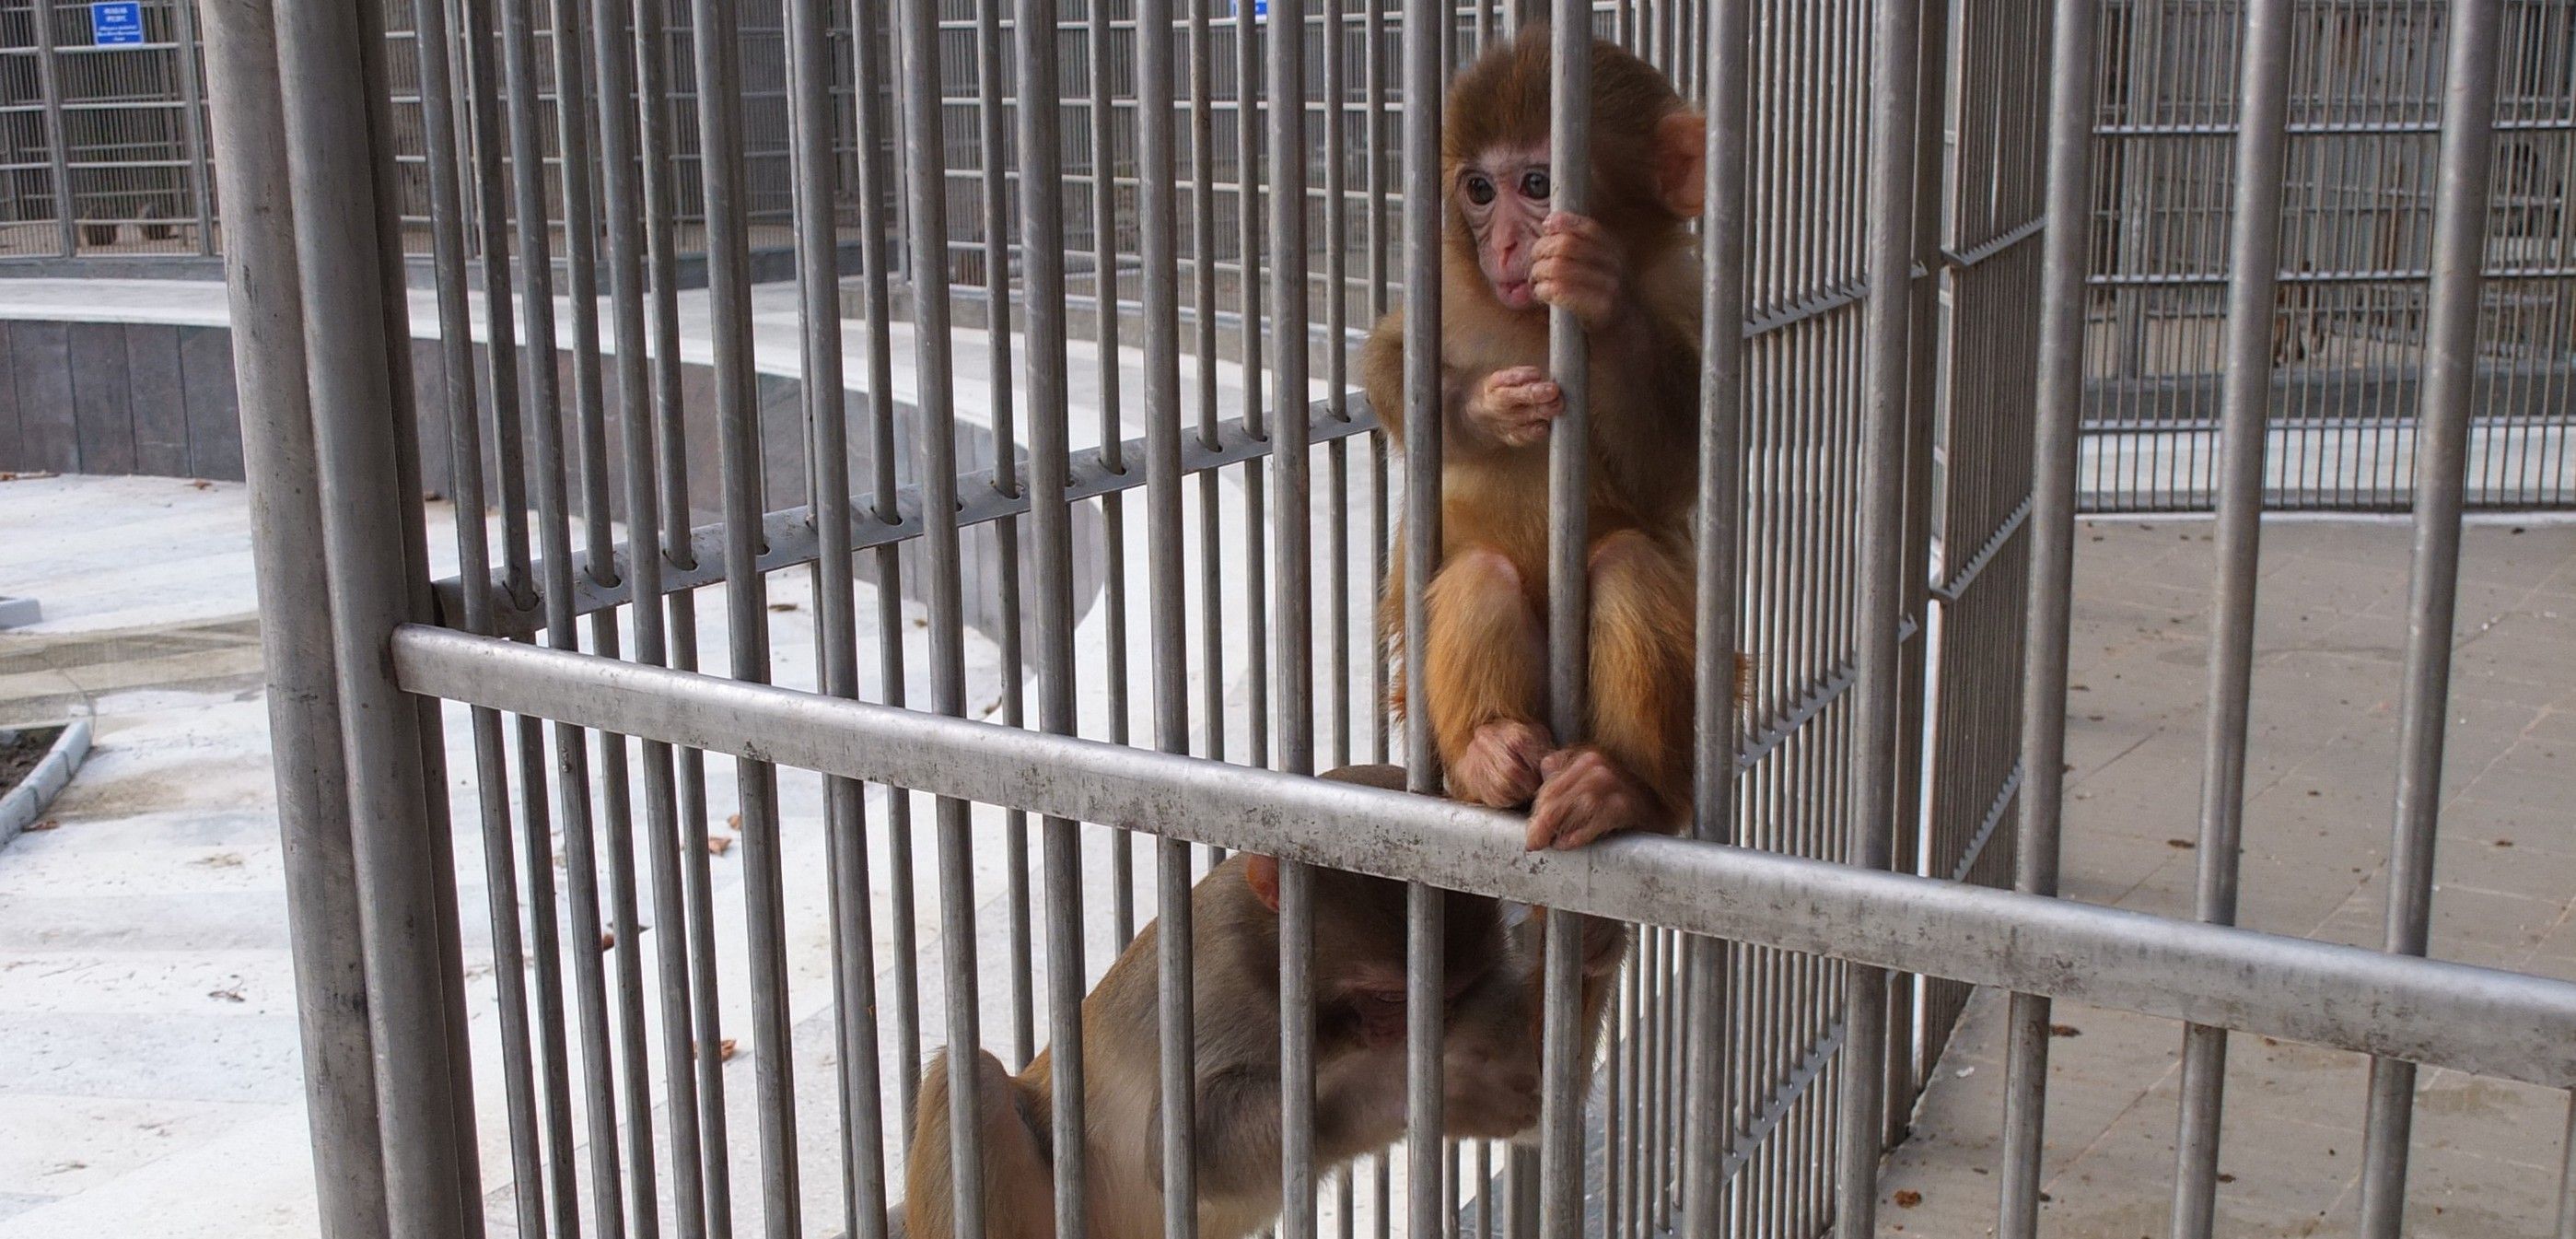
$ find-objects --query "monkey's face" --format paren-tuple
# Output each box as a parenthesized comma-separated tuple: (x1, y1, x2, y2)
(1453, 142, 1555, 310)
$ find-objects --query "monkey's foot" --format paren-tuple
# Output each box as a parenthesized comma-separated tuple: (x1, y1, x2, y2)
(1526, 746, 1660, 850)
(1451, 719, 1554, 807)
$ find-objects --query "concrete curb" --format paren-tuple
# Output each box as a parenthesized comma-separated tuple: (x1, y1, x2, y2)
(0, 717, 92, 847)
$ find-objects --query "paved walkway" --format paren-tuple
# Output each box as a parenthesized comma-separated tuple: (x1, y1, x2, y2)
(1875, 516, 2576, 1238)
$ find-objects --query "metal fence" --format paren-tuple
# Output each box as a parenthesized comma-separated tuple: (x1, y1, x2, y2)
(2082, 0, 2576, 510)
(204, 1, 2576, 1239)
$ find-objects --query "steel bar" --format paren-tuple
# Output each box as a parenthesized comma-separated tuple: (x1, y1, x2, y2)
(498, 0, 627, 1215)
(1239, 0, 1272, 775)
(1996, 4, 2101, 1235)
(2562, 1092, 2576, 1239)
(1136, 3, 1197, 1235)
(1190, 0, 1227, 773)
(547, 3, 663, 1229)
(2357, 6, 2507, 1235)
(196, 2, 388, 1228)
(271, 0, 469, 1215)
(686, 0, 802, 1221)
(1681, 3, 1750, 1238)
(1269, 3, 1320, 1230)
(395, 624, 2576, 1092)
(2170, 3, 2295, 1233)
(782, 0, 890, 1225)
(1014, 3, 1092, 1236)
(1538, 7, 1592, 1238)
(167, 0, 214, 253)
(1834, 0, 1923, 1233)
(30, 0, 73, 256)
(851, 0, 924, 1155)
(634, 0, 738, 1213)
(591, 0, 711, 1222)
(1401, 7, 1450, 1239)
(968, 0, 1039, 1071)
(894, 1, 988, 1234)
(1091, 0, 1137, 946)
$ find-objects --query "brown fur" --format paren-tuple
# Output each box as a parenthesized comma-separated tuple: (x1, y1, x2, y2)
(896, 766, 1610, 1239)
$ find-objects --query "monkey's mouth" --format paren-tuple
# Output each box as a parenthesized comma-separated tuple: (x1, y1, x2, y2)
(1494, 278, 1536, 310)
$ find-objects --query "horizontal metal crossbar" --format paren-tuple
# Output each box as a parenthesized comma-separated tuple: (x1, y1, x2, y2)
(391, 623, 2576, 1091)
(433, 399, 1380, 637)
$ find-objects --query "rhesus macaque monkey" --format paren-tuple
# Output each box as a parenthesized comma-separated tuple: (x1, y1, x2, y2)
(895, 765, 1626, 1239)
(1364, 25, 1721, 852)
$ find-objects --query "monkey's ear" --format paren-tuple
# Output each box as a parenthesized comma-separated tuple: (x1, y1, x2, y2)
(1654, 111, 1708, 218)
(1243, 854, 1283, 913)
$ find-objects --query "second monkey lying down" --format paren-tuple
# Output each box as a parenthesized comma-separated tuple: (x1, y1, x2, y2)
(895, 765, 1625, 1239)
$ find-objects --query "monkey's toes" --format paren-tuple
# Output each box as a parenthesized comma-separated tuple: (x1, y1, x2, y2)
(1526, 748, 1653, 851)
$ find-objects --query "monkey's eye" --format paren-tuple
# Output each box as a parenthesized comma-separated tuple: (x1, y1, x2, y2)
(1463, 173, 1497, 206)
(1358, 990, 1405, 1007)
(1520, 169, 1552, 200)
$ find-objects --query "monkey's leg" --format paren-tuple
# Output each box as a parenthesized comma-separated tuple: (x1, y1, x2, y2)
(1424, 546, 1552, 807)
(905, 1048, 1058, 1239)
(1527, 529, 1693, 850)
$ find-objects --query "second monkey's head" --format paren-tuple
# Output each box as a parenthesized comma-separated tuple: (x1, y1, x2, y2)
(1441, 23, 1707, 312)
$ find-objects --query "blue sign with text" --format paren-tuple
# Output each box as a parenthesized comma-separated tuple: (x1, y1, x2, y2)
(89, 1, 143, 45)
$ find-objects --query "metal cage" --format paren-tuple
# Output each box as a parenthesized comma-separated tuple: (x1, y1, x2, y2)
(203, 1, 2576, 1238)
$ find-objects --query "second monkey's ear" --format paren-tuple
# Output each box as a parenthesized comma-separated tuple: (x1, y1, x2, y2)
(1655, 111, 1708, 218)
(1242, 854, 1283, 913)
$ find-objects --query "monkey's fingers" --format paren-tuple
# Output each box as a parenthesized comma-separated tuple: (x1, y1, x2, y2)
(1540, 211, 1607, 241)
(1525, 747, 1655, 851)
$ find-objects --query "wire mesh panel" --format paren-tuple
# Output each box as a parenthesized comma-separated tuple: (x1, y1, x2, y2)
(2081, 0, 2576, 512)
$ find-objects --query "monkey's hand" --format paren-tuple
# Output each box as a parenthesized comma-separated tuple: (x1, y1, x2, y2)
(1525, 745, 1661, 851)
(1531, 213, 1627, 330)
(1463, 366, 1562, 447)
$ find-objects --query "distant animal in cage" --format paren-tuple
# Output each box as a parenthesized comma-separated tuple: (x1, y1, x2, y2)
(893, 765, 1622, 1239)
(1365, 25, 1730, 854)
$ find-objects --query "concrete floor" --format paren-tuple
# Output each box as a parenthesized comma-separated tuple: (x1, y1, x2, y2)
(3, 472, 2571, 1237)
(1874, 516, 2576, 1238)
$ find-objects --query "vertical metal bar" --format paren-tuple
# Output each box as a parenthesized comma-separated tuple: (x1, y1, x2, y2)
(549, 2, 664, 1229)
(167, 0, 215, 253)
(635, 0, 739, 1216)
(1681, 4, 1749, 1239)
(1016, 3, 1092, 1236)
(198, 3, 389, 1229)
(408, 0, 548, 1222)
(1192, 0, 1228, 773)
(1402, 2, 1449, 1238)
(30, 0, 73, 257)
(689, 0, 801, 1221)
(1883, 0, 1946, 1142)
(783, 0, 890, 1225)
(1836, 0, 1921, 1233)
(1268, 0, 1320, 1230)
(270, 0, 470, 1219)
(594, 0, 710, 1221)
(2170, 5, 2293, 1234)
(969, 0, 1041, 1070)
(1326, 0, 1353, 772)
(850, 0, 924, 1150)
(498, 0, 629, 1215)
(1538, 9, 1591, 1239)
(1239, 0, 1273, 773)
(896, 4, 988, 1235)
(1995, 5, 2100, 1237)
(2560, 1091, 2576, 1239)
(1092, 0, 1138, 947)
(2357, 6, 2505, 1235)
(1137, 5, 1196, 1234)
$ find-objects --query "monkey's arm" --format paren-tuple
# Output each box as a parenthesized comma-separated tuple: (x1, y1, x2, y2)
(1361, 309, 1556, 455)
(1142, 1066, 1285, 1198)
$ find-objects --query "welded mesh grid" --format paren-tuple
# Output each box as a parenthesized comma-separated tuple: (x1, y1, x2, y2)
(2081, 0, 2576, 511)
